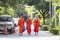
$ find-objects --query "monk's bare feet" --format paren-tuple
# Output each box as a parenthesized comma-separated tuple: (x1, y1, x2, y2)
(35, 32, 38, 36)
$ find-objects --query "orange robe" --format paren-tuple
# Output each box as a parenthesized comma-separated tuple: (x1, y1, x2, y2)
(26, 19, 32, 34)
(34, 18, 40, 33)
(18, 18, 24, 33)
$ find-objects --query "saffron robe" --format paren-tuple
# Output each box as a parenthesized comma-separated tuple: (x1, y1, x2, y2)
(34, 18, 40, 32)
(26, 19, 32, 34)
(18, 18, 24, 33)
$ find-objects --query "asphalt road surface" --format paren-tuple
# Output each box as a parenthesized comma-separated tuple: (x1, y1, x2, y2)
(0, 26, 60, 40)
(0, 26, 54, 38)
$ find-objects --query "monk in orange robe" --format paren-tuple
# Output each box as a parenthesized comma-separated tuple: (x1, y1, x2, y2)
(26, 16, 32, 35)
(18, 16, 25, 36)
(34, 16, 40, 35)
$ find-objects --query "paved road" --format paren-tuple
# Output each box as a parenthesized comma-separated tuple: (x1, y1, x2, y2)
(0, 27, 54, 38)
(0, 27, 60, 40)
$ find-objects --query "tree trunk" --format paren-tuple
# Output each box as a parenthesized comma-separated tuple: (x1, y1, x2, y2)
(39, 11, 46, 24)
(42, 13, 45, 24)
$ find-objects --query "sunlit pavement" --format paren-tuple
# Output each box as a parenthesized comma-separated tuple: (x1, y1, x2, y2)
(0, 26, 60, 40)
(0, 26, 60, 38)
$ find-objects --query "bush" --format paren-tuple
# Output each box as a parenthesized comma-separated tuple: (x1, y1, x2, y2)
(45, 18, 51, 25)
(50, 28, 60, 35)
(42, 25, 49, 31)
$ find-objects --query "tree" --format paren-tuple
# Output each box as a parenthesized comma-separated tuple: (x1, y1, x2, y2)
(46, 0, 60, 27)
(24, 0, 49, 24)
(0, 0, 17, 15)
(0, 0, 27, 17)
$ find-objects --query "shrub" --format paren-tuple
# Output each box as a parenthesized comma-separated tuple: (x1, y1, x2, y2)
(50, 27, 60, 35)
(42, 25, 49, 31)
(45, 18, 51, 25)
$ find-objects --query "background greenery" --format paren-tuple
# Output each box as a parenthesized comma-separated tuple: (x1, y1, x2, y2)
(0, 0, 60, 35)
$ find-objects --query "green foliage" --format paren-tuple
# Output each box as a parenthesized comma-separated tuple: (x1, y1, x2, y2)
(0, 0, 17, 17)
(16, 9, 27, 17)
(15, 4, 27, 17)
(0, 6, 5, 14)
(24, 0, 40, 6)
(56, 8, 60, 13)
(50, 27, 60, 35)
(25, 6, 36, 13)
(0, 0, 17, 7)
(51, 7, 60, 27)
(24, 0, 49, 13)
(42, 25, 49, 31)
(0, 6, 18, 17)
(24, 0, 49, 24)
(45, 18, 51, 25)
(46, 0, 60, 3)
(7, 7, 15, 17)
(0, 0, 27, 17)
(7, 0, 17, 6)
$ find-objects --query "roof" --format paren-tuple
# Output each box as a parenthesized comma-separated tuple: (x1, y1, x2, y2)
(0, 15, 11, 17)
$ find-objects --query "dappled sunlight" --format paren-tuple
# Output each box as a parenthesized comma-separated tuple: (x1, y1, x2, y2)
(0, 0, 60, 38)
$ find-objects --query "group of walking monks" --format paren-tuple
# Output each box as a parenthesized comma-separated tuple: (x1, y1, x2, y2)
(18, 16, 40, 36)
